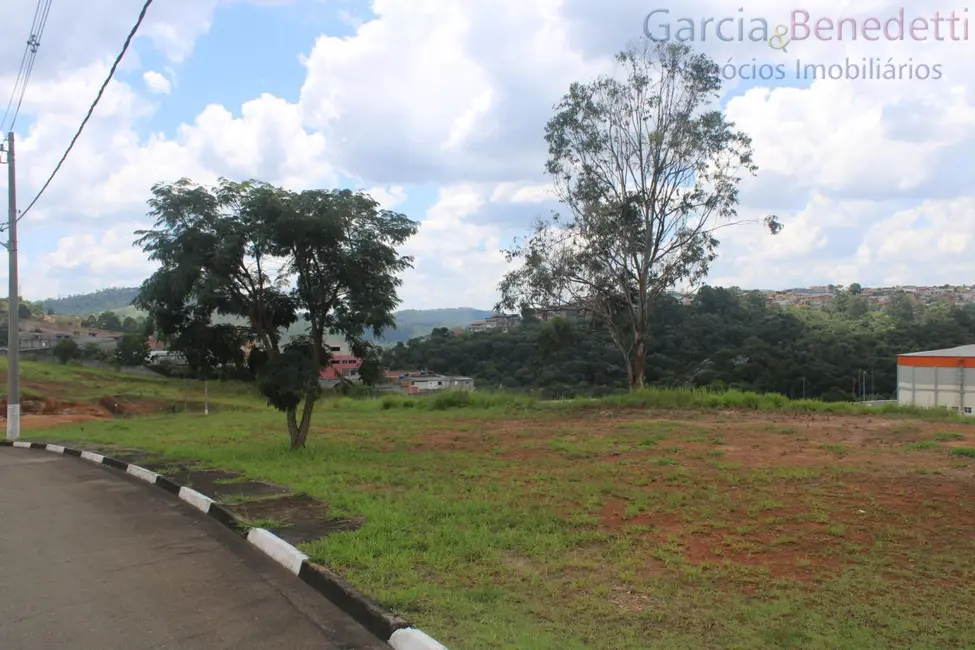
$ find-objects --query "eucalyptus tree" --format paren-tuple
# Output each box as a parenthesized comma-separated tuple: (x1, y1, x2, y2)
(498, 41, 781, 389)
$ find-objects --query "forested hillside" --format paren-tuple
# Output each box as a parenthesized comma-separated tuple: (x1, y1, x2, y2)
(36, 286, 491, 343)
(379, 308, 493, 343)
(383, 286, 975, 401)
(40, 287, 139, 315)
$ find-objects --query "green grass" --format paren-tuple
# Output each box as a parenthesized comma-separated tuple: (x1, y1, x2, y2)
(25, 385, 975, 650)
(333, 387, 975, 425)
(0, 357, 260, 409)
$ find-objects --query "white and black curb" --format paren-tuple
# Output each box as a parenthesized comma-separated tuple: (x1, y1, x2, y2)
(1, 440, 447, 650)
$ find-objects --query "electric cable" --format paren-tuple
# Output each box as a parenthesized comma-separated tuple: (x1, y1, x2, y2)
(11, 0, 155, 226)
(0, 0, 52, 133)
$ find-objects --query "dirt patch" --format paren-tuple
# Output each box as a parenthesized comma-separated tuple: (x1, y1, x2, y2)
(96, 395, 171, 416)
(226, 494, 363, 545)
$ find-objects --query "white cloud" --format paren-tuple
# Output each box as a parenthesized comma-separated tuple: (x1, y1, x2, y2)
(2, 0, 975, 309)
(143, 70, 171, 94)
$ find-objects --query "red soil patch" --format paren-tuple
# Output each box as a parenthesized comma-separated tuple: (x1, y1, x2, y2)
(406, 410, 975, 583)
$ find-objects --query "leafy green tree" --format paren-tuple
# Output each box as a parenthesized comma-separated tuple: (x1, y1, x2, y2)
(53, 338, 81, 364)
(497, 41, 781, 390)
(46, 307, 53, 315)
(114, 333, 151, 366)
(97, 310, 123, 331)
(18, 303, 31, 320)
(122, 316, 140, 333)
(134, 178, 418, 449)
(887, 291, 916, 326)
(82, 342, 108, 361)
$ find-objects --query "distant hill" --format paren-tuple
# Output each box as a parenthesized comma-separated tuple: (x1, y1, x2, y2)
(39, 287, 140, 316)
(379, 308, 494, 343)
(216, 307, 495, 344)
(35, 287, 492, 344)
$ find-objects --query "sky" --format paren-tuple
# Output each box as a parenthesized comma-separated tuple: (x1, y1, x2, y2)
(0, 0, 972, 309)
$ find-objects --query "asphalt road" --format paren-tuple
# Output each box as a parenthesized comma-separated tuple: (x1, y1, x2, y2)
(0, 448, 388, 650)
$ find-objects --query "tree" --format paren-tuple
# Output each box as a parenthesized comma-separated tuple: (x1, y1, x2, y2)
(82, 342, 107, 361)
(134, 178, 418, 449)
(114, 333, 151, 366)
(122, 316, 140, 333)
(97, 310, 122, 331)
(18, 303, 31, 320)
(46, 307, 53, 315)
(53, 338, 81, 364)
(497, 41, 781, 389)
(259, 185, 417, 444)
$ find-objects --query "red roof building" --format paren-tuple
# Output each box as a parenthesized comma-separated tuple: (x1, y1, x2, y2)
(320, 354, 363, 381)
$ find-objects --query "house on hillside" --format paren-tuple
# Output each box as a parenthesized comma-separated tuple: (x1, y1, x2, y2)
(466, 313, 520, 332)
(319, 353, 363, 388)
(383, 370, 474, 394)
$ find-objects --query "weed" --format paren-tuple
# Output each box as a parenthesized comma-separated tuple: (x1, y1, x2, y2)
(903, 440, 941, 451)
(819, 444, 849, 457)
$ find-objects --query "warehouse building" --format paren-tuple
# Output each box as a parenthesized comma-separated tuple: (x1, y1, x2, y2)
(897, 344, 975, 415)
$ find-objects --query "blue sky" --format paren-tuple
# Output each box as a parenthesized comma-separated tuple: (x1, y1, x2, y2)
(0, 0, 972, 308)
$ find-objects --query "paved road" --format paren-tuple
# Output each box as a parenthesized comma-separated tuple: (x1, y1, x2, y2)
(0, 449, 388, 650)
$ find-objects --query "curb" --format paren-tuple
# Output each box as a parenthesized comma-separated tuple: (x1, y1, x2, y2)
(1, 440, 447, 650)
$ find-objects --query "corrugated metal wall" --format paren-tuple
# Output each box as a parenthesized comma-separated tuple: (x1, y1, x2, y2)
(897, 363, 975, 415)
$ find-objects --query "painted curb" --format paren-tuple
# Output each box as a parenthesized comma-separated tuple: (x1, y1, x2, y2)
(0, 440, 447, 649)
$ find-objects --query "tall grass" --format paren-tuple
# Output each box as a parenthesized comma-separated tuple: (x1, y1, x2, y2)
(322, 386, 972, 422)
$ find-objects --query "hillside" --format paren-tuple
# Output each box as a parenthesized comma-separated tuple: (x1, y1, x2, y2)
(381, 308, 494, 343)
(34, 287, 492, 343)
(39, 287, 139, 315)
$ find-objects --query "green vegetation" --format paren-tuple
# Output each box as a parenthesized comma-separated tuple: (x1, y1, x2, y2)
(134, 178, 417, 448)
(0, 358, 257, 408)
(32, 286, 491, 345)
(27, 385, 975, 649)
(497, 41, 781, 390)
(386, 286, 975, 401)
(38, 287, 140, 316)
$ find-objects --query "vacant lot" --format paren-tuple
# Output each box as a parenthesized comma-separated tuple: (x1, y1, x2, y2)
(0, 358, 258, 428)
(22, 384, 975, 649)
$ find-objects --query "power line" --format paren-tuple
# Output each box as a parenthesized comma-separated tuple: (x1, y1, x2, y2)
(9, 0, 53, 132)
(11, 0, 155, 226)
(0, 0, 52, 133)
(0, 0, 43, 131)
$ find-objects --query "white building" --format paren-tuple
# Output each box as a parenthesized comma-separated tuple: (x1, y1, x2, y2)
(897, 344, 975, 415)
(404, 374, 474, 394)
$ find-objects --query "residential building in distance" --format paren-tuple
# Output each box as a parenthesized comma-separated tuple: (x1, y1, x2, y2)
(764, 284, 975, 310)
(454, 285, 975, 334)
(319, 353, 363, 388)
(467, 313, 520, 332)
(383, 370, 474, 394)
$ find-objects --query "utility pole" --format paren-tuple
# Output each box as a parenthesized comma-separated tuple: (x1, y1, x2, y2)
(4, 132, 19, 441)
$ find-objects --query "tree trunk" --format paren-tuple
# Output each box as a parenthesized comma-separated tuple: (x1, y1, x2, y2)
(286, 406, 301, 449)
(628, 339, 647, 390)
(286, 391, 318, 450)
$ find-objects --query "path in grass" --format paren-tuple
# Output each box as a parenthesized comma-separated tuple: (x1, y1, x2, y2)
(32, 404, 975, 649)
